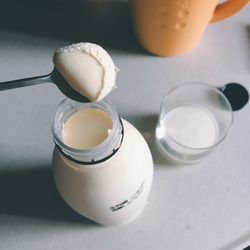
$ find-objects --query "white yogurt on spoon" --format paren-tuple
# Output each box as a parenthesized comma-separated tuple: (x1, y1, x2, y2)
(53, 42, 118, 102)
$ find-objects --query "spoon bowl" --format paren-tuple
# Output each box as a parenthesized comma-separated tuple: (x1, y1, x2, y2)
(50, 68, 90, 102)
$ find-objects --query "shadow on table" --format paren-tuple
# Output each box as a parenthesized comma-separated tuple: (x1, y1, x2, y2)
(0, 165, 97, 226)
(0, 0, 145, 54)
(126, 114, 179, 168)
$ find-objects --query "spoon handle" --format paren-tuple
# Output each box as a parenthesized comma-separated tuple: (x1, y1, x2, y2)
(0, 73, 51, 91)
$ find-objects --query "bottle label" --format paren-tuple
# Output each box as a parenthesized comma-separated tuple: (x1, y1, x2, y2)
(110, 181, 145, 212)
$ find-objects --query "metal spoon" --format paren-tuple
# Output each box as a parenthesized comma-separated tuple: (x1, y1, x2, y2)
(0, 68, 90, 102)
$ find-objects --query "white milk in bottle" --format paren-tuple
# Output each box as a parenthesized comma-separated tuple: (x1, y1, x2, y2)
(52, 99, 153, 225)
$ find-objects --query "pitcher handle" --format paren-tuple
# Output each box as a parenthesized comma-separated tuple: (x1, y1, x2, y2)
(210, 0, 249, 23)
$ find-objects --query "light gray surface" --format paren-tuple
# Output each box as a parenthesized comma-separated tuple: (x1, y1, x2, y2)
(0, 1, 250, 250)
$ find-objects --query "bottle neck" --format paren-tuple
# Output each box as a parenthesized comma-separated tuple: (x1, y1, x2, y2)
(52, 99, 124, 165)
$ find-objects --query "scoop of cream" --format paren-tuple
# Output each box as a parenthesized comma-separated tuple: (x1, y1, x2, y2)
(53, 42, 118, 102)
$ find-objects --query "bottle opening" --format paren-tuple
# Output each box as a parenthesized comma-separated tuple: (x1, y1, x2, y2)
(52, 99, 123, 164)
(63, 108, 113, 150)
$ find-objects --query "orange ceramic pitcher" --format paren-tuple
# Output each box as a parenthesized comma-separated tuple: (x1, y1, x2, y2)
(130, 0, 249, 56)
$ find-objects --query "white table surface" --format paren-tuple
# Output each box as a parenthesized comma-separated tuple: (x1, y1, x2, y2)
(0, 1, 249, 250)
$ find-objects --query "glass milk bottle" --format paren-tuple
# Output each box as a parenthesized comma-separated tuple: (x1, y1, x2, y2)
(52, 99, 153, 225)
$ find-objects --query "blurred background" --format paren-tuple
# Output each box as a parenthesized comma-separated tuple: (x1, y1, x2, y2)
(0, 0, 142, 53)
